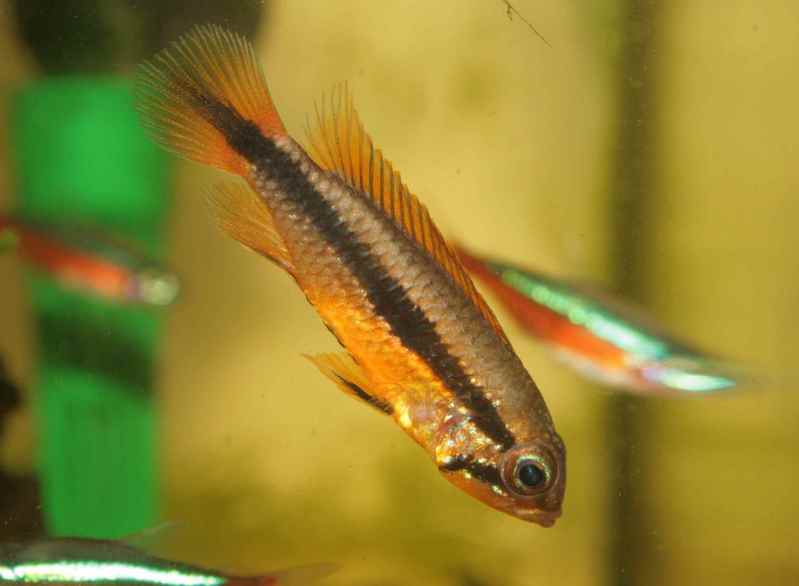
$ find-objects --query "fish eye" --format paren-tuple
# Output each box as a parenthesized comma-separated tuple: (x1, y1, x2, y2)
(517, 460, 546, 489)
(501, 446, 554, 497)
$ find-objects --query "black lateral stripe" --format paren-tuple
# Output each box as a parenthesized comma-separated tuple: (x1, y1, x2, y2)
(465, 461, 504, 488)
(306, 181, 516, 449)
(438, 455, 471, 472)
(439, 457, 504, 489)
(185, 85, 272, 162)
(199, 97, 515, 449)
(336, 375, 393, 415)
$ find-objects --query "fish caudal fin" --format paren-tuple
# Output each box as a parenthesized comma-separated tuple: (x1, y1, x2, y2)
(207, 180, 294, 273)
(136, 25, 286, 176)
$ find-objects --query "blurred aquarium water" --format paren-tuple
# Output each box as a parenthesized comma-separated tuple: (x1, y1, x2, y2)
(0, 1, 797, 585)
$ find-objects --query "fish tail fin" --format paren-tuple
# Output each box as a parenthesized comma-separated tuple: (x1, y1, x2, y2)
(638, 356, 750, 393)
(136, 24, 286, 176)
(229, 564, 337, 586)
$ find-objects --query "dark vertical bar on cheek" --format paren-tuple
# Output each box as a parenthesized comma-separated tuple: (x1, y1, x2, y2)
(438, 457, 504, 492)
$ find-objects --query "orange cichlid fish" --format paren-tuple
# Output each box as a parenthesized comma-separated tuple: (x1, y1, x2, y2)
(136, 25, 565, 526)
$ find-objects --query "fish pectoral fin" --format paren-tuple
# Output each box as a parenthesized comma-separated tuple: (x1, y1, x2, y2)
(304, 353, 393, 415)
(207, 180, 295, 274)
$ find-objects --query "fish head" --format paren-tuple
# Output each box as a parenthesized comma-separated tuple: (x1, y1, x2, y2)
(441, 437, 565, 527)
(133, 267, 180, 306)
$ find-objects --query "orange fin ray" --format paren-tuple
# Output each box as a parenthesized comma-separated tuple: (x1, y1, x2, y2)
(136, 24, 286, 175)
(207, 180, 294, 273)
(305, 353, 393, 415)
(305, 85, 509, 344)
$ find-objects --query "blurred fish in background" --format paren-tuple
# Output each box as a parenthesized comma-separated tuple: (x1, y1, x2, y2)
(6, 0, 268, 542)
(0, 215, 180, 307)
(0, 537, 334, 586)
(456, 245, 741, 394)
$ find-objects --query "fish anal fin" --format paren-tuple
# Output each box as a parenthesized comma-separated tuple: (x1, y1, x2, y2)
(305, 353, 393, 415)
(207, 180, 294, 273)
(305, 85, 509, 344)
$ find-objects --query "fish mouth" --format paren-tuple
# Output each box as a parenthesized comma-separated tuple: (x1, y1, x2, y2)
(517, 507, 561, 528)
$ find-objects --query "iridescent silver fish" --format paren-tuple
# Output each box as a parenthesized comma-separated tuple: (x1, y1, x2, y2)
(456, 245, 741, 394)
(0, 538, 331, 586)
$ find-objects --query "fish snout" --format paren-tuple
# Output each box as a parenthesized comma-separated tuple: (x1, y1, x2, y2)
(516, 505, 562, 527)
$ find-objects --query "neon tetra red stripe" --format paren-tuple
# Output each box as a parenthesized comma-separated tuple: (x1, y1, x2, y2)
(136, 25, 565, 526)
(0, 216, 178, 306)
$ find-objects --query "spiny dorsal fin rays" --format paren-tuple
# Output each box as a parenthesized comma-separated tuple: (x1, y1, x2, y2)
(305, 84, 510, 345)
(206, 180, 294, 273)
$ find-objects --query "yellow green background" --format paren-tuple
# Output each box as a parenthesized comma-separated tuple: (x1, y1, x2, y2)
(0, 1, 797, 584)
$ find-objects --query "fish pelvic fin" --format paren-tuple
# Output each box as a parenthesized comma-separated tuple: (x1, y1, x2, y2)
(207, 180, 294, 273)
(229, 563, 337, 586)
(305, 84, 510, 345)
(304, 353, 393, 415)
(136, 24, 286, 176)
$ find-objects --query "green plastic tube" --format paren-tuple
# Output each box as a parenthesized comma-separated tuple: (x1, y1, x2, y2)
(10, 78, 171, 538)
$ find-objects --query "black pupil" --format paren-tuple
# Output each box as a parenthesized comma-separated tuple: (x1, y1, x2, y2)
(518, 462, 545, 488)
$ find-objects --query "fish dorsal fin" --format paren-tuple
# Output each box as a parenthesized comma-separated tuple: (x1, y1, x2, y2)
(207, 179, 294, 273)
(305, 353, 393, 415)
(305, 85, 509, 344)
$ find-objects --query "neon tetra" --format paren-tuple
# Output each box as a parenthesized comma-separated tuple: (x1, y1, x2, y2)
(0, 215, 179, 306)
(136, 25, 565, 526)
(456, 245, 740, 394)
(0, 537, 331, 586)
